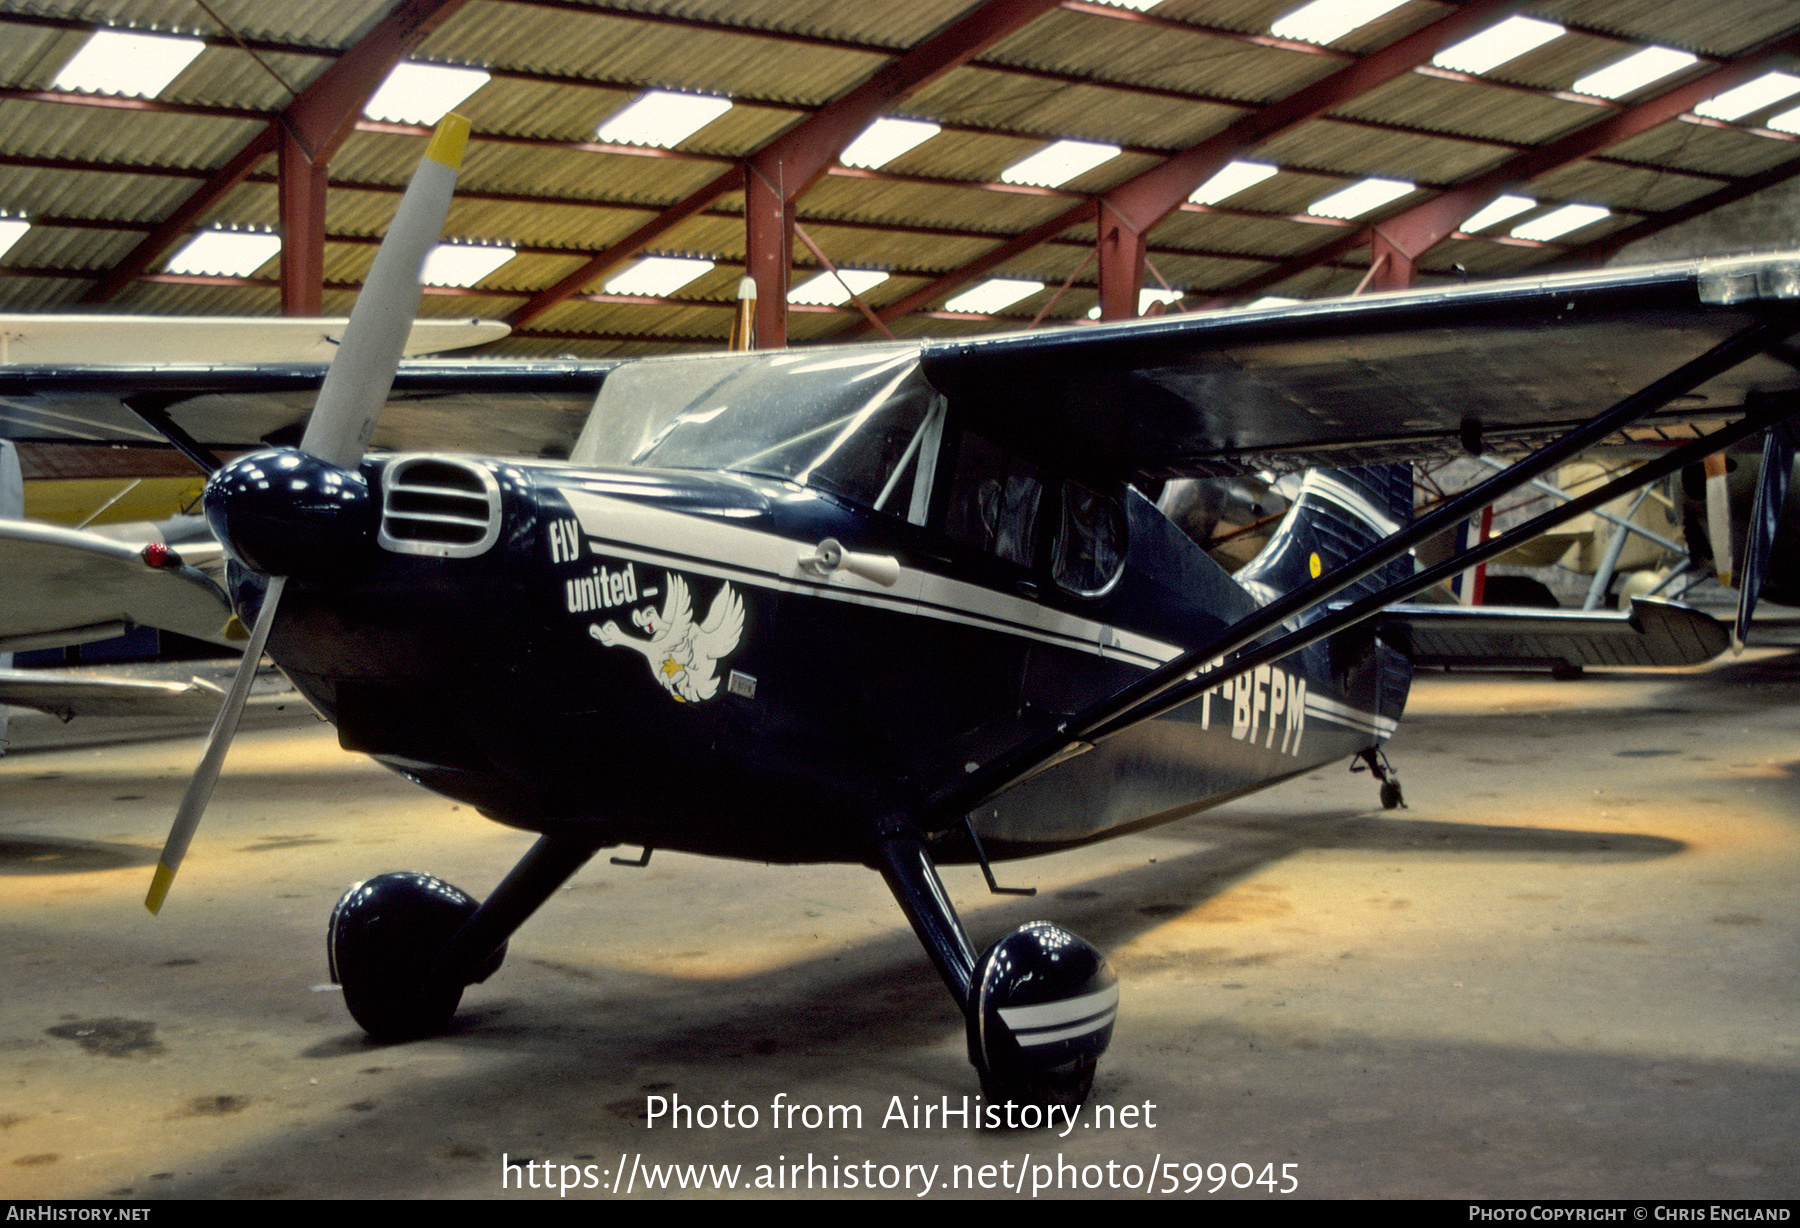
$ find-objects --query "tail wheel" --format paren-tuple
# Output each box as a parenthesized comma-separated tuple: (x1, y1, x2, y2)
(328, 872, 504, 1041)
(967, 921, 1117, 1110)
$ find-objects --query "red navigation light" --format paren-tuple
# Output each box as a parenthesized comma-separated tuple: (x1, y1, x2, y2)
(141, 541, 182, 569)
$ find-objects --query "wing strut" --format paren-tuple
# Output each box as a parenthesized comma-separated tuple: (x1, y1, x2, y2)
(924, 311, 1800, 829)
(124, 397, 225, 474)
(1736, 415, 1800, 645)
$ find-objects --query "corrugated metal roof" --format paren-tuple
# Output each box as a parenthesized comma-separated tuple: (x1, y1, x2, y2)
(3, 0, 1800, 351)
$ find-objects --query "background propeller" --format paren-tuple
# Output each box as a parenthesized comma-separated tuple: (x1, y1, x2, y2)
(146, 113, 471, 914)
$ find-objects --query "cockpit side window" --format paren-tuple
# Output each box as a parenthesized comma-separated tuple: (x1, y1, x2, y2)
(942, 430, 1042, 568)
(871, 399, 945, 527)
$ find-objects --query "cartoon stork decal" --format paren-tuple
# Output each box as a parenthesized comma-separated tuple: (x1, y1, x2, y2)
(590, 574, 745, 702)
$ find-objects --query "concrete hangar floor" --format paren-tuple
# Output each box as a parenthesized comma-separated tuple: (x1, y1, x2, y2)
(1, 653, 1797, 1201)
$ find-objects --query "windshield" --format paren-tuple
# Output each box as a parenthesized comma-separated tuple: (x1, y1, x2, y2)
(571, 346, 939, 511)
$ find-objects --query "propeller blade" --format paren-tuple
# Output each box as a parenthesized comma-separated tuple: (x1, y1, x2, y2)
(1736, 422, 1798, 648)
(148, 114, 472, 912)
(301, 113, 471, 469)
(146, 575, 286, 913)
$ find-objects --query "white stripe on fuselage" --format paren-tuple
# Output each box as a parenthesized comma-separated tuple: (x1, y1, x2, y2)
(560, 488, 1182, 670)
(560, 487, 1396, 743)
(1303, 690, 1397, 737)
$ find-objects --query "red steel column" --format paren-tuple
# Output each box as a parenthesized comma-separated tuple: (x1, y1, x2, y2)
(1096, 201, 1150, 320)
(1366, 229, 1416, 292)
(744, 162, 793, 349)
(278, 127, 328, 316)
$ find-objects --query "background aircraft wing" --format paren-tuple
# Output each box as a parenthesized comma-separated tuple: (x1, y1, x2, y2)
(0, 667, 226, 720)
(0, 360, 615, 467)
(0, 315, 507, 364)
(919, 253, 1800, 480)
(1374, 596, 1730, 672)
(0, 519, 238, 652)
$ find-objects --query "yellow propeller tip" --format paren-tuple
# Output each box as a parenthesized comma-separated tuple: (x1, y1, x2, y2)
(145, 862, 176, 914)
(426, 113, 471, 171)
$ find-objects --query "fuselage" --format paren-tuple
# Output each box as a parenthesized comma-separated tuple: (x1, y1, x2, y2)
(245, 449, 1407, 865)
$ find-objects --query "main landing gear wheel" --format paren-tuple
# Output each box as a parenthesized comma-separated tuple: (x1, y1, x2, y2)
(968, 922, 1118, 1111)
(328, 872, 505, 1042)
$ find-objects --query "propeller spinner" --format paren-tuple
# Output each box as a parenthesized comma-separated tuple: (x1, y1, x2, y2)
(146, 114, 472, 913)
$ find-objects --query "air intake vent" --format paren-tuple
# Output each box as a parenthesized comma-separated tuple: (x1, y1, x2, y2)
(378, 457, 501, 558)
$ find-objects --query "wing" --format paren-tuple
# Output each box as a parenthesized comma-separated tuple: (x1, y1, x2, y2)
(919, 253, 1800, 480)
(919, 257, 1800, 827)
(0, 661, 297, 722)
(0, 668, 226, 720)
(1376, 597, 1730, 672)
(0, 359, 617, 467)
(0, 519, 237, 651)
(0, 315, 508, 365)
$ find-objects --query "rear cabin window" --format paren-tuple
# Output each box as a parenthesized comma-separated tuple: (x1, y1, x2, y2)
(1053, 479, 1126, 596)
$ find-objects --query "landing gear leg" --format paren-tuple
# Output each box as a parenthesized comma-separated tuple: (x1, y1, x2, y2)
(329, 834, 603, 1041)
(1355, 746, 1406, 810)
(874, 827, 1116, 1111)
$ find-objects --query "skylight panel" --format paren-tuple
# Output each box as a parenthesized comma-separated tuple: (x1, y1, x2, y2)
(788, 269, 888, 306)
(1767, 105, 1800, 135)
(1695, 72, 1800, 122)
(52, 29, 204, 98)
(1510, 203, 1609, 242)
(1571, 46, 1698, 100)
(1189, 160, 1278, 205)
(422, 243, 515, 287)
(1096, 0, 1164, 10)
(1306, 177, 1413, 219)
(1461, 194, 1536, 233)
(1000, 140, 1120, 188)
(596, 91, 732, 148)
(1270, 0, 1409, 47)
(840, 118, 941, 169)
(944, 279, 1042, 314)
(1432, 16, 1564, 76)
(603, 256, 716, 297)
(164, 228, 281, 278)
(0, 217, 29, 262)
(364, 62, 490, 125)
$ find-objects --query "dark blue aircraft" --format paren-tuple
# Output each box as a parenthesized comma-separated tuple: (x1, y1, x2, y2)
(51, 118, 1792, 1107)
